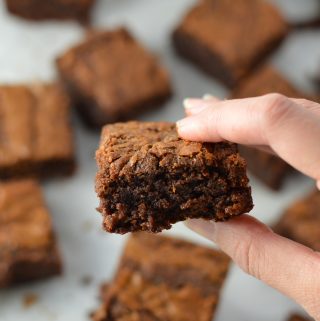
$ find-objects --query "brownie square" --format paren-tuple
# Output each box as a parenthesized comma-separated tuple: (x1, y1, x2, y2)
(56, 28, 172, 128)
(231, 66, 307, 190)
(5, 0, 95, 23)
(274, 189, 320, 251)
(0, 83, 75, 180)
(172, 0, 288, 87)
(91, 233, 230, 321)
(0, 180, 62, 287)
(95, 121, 253, 234)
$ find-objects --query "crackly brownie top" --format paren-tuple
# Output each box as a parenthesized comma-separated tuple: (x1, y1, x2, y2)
(0, 180, 55, 271)
(120, 233, 230, 292)
(176, 0, 287, 76)
(0, 84, 73, 167)
(92, 233, 229, 321)
(57, 28, 170, 115)
(96, 121, 248, 187)
(232, 66, 305, 99)
(275, 190, 320, 251)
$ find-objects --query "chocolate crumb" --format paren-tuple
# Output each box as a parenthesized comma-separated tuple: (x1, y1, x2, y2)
(23, 293, 38, 308)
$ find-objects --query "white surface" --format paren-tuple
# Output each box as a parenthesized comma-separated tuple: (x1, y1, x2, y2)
(0, 0, 318, 320)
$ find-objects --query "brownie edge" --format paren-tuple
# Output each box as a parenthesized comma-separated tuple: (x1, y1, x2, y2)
(95, 121, 253, 234)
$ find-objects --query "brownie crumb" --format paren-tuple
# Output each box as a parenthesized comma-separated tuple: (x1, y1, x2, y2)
(23, 293, 39, 308)
(81, 275, 93, 286)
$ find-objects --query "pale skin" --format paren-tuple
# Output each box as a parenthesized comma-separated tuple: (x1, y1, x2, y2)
(176, 93, 320, 320)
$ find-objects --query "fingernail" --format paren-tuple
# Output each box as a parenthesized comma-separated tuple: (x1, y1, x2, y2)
(176, 117, 190, 132)
(185, 219, 217, 242)
(203, 94, 214, 100)
(183, 98, 200, 109)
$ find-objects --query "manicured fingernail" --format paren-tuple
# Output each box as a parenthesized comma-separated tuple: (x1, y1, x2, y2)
(203, 94, 214, 100)
(176, 117, 189, 131)
(185, 219, 217, 242)
(183, 98, 200, 109)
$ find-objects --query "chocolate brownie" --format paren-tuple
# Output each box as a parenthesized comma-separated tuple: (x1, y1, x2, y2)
(274, 189, 320, 251)
(288, 315, 314, 321)
(56, 28, 172, 128)
(0, 180, 62, 287)
(172, 0, 288, 87)
(0, 84, 75, 180)
(231, 66, 307, 190)
(91, 233, 230, 321)
(5, 0, 95, 23)
(95, 121, 253, 234)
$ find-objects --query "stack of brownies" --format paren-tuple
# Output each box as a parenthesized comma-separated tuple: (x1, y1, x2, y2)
(0, 0, 319, 320)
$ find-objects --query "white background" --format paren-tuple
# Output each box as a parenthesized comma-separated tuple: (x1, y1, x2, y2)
(0, 0, 319, 320)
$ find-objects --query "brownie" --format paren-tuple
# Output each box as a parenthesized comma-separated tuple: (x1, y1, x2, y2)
(0, 83, 75, 180)
(0, 180, 62, 287)
(288, 315, 314, 321)
(231, 66, 307, 190)
(95, 121, 253, 234)
(172, 0, 288, 87)
(56, 28, 172, 128)
(274, 189, 320, 251)
(5, 0, 95, 23)
(91, 233, 230, 321)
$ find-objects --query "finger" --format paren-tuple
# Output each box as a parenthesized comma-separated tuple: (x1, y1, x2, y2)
(184, 95, 220, 116)
(177, 94, 320, 182)
(290, 98, 320, 115)
(185, 216, 320, 320)
(184, 96, 320, 116)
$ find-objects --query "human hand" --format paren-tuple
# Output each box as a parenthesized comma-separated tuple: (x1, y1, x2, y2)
(177, 94, 320, 320)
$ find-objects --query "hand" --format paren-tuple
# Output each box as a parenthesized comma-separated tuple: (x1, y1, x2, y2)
(177, 94, 320, 320)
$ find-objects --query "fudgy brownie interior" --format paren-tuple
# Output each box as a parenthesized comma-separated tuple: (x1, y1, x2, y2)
(96, 122, 253, 233)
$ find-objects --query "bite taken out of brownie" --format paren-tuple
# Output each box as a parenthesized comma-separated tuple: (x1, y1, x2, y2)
(5, 0, 95, 23)
(56, 28, 172, 128)
(95, 121, 253, 234)
(172, 0, 288, 87)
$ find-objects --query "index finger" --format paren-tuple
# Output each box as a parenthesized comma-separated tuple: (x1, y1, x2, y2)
(177, 94, 320, 182)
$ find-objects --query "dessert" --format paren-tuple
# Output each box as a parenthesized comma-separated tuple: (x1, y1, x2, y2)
(57, 28, 172, 128)
(0, 180, 62, 287)
(172, 0, 288, 87)
(5, 0, 95, 23)
(92, 233, 230, 321)
(274, 189, 320, 251)
(95, 121, 253, 233)
(0, 84, 75, 180)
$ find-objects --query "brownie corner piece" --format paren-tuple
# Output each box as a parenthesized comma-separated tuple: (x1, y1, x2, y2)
(274, 189, 320, 252)
(172, 0, 288, 87)
(95, 121, 253, 234)
(0, 83, 75, 180)
(91, 233, 230, 321)
(5, 0, 95, 22)
(56, 27, 172, 128)
(0, 180, 62, 287)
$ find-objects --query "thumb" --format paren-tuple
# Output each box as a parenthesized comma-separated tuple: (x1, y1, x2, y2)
(186, 215, 320, 320)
